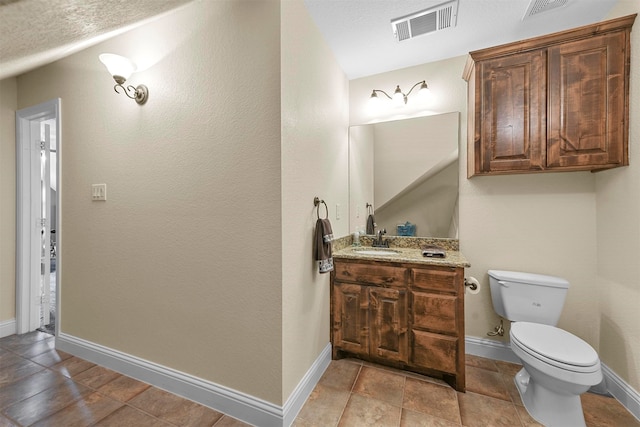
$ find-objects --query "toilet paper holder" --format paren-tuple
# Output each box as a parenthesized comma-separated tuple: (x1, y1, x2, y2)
(464, 278, 478, 291)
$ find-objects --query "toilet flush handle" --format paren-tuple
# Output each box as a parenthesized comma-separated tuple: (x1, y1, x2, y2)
(498, 280, 510, 288)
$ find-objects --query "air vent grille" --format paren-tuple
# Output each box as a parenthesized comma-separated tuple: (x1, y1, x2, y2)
(409, 12, 437, 38)
(391, 0, 458, 42)
(523, 0, 568, 19)
(395, 21, 411, 41)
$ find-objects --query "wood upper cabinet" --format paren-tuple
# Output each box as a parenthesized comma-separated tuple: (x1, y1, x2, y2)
(464, 14, 636, 177)
(331, 258, 465, 392)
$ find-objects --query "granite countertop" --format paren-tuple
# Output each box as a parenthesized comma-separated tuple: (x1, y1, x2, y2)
(332, 236, 470, 268)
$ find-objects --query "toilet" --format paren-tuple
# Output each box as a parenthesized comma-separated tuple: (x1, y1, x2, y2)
(488, 270, 602, 427)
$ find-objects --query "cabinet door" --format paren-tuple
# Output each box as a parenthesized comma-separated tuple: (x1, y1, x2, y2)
(547, 31, 628, 169)
(412, 330, 458, 374)
(477, 50, 546, 173)
(332, 283, 369, 356)
(412, 292, 457, 335)
(369, 287, 408, 363)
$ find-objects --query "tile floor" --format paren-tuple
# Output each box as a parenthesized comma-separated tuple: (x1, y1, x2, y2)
(1, 332, 639, 426)
(0, 332, 249, 426)
(294, 356, 640, 427)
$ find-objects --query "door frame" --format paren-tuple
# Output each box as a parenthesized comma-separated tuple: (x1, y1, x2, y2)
(16, 98, 61, 335)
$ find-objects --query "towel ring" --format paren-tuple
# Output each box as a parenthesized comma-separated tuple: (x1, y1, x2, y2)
(366, 202, 374, 215)
(314, 197, 329, 219)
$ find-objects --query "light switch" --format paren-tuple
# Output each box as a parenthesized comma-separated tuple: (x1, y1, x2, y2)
(336, 203, 341, 220)
(92, 184, 107, 201)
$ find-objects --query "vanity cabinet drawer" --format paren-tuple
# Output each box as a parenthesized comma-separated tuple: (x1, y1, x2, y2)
(412, 266, 461, 293)
(412, 292, 457, 335)
(412, 330, 458, 374)
(334, 262, 407, 288)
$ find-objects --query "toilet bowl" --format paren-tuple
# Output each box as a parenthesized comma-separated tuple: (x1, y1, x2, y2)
(510, 322, 602, 427)
(487, 270, 603, 427)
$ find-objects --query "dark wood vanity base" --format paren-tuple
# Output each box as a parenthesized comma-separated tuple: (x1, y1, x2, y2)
(330, 256, 466, 392)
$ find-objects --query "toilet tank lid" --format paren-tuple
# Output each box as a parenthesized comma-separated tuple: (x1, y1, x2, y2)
(488, 270, 569, 289)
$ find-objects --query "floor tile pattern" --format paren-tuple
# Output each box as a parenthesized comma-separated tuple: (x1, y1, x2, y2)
(0, 332, 247, 426)
(1, 333, 639, 426)
(295, 355, 640, 427)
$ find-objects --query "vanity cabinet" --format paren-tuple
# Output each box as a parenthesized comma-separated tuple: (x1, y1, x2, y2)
(331, 258, 465, 391)
(463, 14, 636, 177)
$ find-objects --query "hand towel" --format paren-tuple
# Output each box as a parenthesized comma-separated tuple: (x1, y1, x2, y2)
(366, 214, 375, 235)
(314, 218, 334, 273)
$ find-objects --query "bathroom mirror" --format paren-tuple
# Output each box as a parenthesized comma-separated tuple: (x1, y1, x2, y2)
(349, 112, 459, 238)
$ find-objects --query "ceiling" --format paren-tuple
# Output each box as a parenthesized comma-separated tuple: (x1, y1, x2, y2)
(0, 0, 193, 79)
(304, 0, 621, 79)
(0, 0, 626, 81)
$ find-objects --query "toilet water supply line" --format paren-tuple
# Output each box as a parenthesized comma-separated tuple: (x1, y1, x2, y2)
(488, 319, 505, 337)
(463, 277, 505, 336)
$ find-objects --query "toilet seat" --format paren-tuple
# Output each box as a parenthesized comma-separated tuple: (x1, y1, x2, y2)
(511, 322, 600, 373)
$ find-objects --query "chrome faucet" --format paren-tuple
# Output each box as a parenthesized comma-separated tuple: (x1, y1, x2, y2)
(372, 228, 389, 248)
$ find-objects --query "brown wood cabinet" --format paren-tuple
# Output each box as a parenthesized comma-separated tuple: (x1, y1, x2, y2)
(331, 258, 466, 391)
(463, 14, 636, 177)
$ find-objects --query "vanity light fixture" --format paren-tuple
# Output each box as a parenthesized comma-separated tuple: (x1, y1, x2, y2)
(370, 80, 430, 107)
(99, 53, 149, 105)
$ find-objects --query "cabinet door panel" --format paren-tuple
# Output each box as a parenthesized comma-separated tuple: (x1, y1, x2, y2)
(412, 330, 458, 374)
(333, 283, 369, 356)
(547, 31, 628, 168)
(412, 292, 457, 335)
(478, 50, 545, 172)
(370, 287, 408, 363)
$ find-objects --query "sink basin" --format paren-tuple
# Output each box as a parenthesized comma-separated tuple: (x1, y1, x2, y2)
(354, 248, 400, 256)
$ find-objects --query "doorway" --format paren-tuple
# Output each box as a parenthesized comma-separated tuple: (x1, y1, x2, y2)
(16, 99, 61, 335)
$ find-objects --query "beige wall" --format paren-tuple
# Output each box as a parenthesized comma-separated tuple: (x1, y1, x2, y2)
(0, 77, 17, 323)
(350, 15, 640, 390)
(17, 0, 284, 404)
(280, 0, 349, 402)
(597, 1, 640, 392)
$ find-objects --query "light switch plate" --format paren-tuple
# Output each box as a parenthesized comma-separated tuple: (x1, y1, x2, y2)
(92, 184, 107, 201)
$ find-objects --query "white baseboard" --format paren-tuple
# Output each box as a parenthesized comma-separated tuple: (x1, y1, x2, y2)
(465, 335, 520, 363)
(466, 335, 640, 421)
(56, 333, 331, 427)
(283, 343, 331, 426)
(0, 319, 16, 338)
(602, 363, 640, 421)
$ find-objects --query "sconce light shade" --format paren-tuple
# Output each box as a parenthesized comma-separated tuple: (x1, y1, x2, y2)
(392, 85, 405, 107)
(99, 54, 136, 84)
(99, 53, 148, 105)
(369, 80, 430, 111)
(418, 81, 431, 99)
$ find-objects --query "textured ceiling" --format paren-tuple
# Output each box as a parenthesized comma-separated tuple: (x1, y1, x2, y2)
(0, 0, 194, 79)
(304, 0, 622, 79)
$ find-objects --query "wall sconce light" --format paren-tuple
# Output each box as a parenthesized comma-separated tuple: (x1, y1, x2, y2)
(99, 53, 149, 105)
(370, 80, 430, 108)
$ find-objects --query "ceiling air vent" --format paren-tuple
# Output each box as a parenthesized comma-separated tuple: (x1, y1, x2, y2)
(391, 0, 459, 42)
(522, 0, 568, 20)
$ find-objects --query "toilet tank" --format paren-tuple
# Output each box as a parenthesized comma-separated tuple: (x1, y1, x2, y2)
(488, 270, 569, 326)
